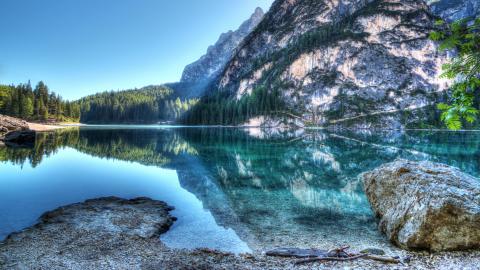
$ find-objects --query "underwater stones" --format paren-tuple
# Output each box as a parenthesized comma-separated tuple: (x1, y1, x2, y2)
(361, 159, 480, 251)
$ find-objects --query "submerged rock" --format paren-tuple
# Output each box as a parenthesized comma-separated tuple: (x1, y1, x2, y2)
(0, 197, 176, 269)
(361, 159, 480, 251)
(4, 130, 36, 147)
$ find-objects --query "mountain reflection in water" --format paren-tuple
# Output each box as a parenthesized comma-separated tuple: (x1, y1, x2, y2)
(1, 126, 479, 252)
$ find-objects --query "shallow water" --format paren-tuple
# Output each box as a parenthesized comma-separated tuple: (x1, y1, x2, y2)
(1, 127, 479, 253)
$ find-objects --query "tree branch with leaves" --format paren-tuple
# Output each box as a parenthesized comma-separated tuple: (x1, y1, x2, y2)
(430, 18, 480, 130)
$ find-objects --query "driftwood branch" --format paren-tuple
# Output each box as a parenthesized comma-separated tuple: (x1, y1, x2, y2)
(295, 254, 367, 265)
(266, 246, 403, 265)
(363, 254, 402, 264)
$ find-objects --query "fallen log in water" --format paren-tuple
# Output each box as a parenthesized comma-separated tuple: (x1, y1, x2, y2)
(266, 246, 402, 265)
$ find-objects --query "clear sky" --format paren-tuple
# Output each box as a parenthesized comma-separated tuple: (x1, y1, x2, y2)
(0, 0, 273, 100)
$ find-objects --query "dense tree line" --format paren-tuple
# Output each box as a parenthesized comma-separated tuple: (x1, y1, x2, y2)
(0, 81, 80, 122)
(76, 85, 198, 123)
(181, 84, 286, 125)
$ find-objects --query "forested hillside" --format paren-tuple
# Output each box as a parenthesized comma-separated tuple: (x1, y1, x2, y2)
(76, 85, 198, 124)
(0, 81, 80, 122)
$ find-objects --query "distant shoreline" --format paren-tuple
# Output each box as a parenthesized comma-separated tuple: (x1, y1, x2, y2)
(70, 123, 480, 132)
(27, 122, 72, 132)
(23, 120, 480, 132)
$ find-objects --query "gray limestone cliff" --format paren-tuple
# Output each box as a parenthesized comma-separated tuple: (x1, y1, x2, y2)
(214, 0, 456, 129)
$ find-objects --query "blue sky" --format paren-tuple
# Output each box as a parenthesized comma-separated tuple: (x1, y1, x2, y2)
(0, 0, 273, 100)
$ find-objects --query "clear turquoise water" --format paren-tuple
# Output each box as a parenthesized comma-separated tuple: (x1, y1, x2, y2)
(1, 127, 479, 252)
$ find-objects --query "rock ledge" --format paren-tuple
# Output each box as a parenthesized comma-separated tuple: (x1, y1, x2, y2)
(0, 197, 176, 269)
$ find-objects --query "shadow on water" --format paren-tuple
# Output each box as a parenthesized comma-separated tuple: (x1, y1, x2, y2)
(1, 126, 479, 251)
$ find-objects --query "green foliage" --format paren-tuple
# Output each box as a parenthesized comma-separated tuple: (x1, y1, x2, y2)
(431, 18, 480, 130)
(76, 85, 198, 124)
(0, 85, 11, 109)
(0, 81, 79, 122)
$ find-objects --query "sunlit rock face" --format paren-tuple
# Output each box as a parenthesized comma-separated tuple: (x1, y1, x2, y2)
(180, 8, 264, 86)
(215, 0, 459, 129)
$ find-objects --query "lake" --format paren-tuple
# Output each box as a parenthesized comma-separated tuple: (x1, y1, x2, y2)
(1, 126, 479, 253)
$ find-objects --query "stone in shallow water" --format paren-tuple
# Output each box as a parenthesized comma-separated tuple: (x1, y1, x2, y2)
(361, 159, 480, 251)
(4, 130, 36, 147)
(0, 197, 176, 269)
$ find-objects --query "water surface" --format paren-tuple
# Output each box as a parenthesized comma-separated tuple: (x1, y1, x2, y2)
(1, 127, 479, 252)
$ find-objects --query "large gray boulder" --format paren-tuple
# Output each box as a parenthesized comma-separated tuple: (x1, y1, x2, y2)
(0, 114, 29, 140)
(361, 159, 480, 251)
(0, 114, 36, 147)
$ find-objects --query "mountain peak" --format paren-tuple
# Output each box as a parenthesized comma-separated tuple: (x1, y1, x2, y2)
(253, 7, 264, 17)
(179, 8, 265, 86)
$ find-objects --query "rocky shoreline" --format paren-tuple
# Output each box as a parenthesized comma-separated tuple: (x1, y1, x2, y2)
(0, 115, 32, 145)
(0, 114, 69, 147)
(1, 193, 479, 269)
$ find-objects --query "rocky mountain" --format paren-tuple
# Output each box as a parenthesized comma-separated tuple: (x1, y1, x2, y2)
(191, 0, 453, 129)
(427, 0, 480, 22)
(183, 0, 479, 129)
(177, 7, 264, 98)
